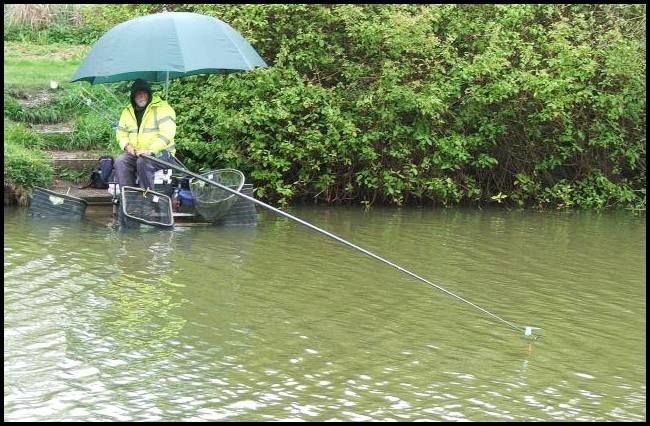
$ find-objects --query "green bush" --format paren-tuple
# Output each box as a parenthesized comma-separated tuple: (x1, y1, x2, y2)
(4, 20, 103, 45)
(4, 23, 32, 43)
(39, 132, 72, 149)
(4, 4, 104, 44)
(4, 126, 53, 189)
(164, 4, 646, 209)
(3, 94, 22, 118)
(6, 4, 645, 210)
(71, 110, 116, 151)
(4, 90, 79, 124)
(3, 121, 45, 149)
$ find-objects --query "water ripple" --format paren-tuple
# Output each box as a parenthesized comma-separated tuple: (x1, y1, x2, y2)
(4, 207, 646, 421)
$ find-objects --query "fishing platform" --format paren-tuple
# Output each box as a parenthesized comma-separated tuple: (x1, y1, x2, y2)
(40, 151, 257, 227)
(47, 180, 258, 227)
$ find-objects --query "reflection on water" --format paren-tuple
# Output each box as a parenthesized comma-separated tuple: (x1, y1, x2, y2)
(4, 207, 646, 421)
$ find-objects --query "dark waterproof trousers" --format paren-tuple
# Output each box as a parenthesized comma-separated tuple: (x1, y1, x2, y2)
(114, 151, 171, 190)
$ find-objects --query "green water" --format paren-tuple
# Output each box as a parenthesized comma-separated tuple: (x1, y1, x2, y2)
(4, 206, 646, 421)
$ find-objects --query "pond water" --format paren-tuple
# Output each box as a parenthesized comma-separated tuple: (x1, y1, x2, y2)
(4, 205, 646, 421)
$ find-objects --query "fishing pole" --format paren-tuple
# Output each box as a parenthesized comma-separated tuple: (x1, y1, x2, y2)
(78, 95, 117, 125)
(143, 154, 542, 339)
(100, 84, 124, 107)
(79, 87, 121, 123)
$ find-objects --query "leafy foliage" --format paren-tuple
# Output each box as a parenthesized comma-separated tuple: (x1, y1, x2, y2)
(4, 89, 78, 124)
(4, 4, 102, 44)
(4, 84, 122, 151)
(4, 4, 646, 210)
(70, 110, 116, 151)
(4, 123, 53, 189)
(55, 166, 88, 184)
(167, 4, 646, 209)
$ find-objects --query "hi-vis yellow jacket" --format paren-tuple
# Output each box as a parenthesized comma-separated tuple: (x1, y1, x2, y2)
(116, 95, 176, 155)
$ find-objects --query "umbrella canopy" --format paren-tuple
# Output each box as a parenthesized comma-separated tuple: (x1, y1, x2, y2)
(71, 11, 267, 85)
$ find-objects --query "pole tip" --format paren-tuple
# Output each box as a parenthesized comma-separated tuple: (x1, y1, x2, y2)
(524, 326, 542, 338)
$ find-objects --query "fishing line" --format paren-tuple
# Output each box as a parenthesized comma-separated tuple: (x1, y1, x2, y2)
(78, 87, 121, 124)
(78, 95, 116, 124)
(143, 154, 541, 338)
(101, 84, 123, 107)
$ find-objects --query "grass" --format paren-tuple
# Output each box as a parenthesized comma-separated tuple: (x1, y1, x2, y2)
(4, 57, 81, 90)
(4, 128, 54, 191)
(4, 42, 89, 90)
(71, 111, 121, 152)
(4, 41, 90, 60)
(55, 166, 89, 183)
(5, 5, 86, 30)
(3, 119, 45, 149)
(3, 38, 118, 203)
(4, 41, 121, 148)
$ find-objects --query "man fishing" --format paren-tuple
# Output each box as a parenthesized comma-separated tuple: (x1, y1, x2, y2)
(114, 79, 177, 190)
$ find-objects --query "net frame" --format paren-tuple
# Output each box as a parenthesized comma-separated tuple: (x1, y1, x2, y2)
(29, 186, 88, 219)
(189, 169, 245, 221)
(120, 185, 174, 228)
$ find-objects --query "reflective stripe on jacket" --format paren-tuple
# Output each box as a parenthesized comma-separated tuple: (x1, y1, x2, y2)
(116, 95, 176, 155)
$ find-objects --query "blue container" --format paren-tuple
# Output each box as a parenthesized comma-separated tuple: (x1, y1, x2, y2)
(178, 188, 194, 207)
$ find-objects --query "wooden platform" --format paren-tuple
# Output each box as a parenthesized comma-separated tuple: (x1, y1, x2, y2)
(43, 151, 258, 226)
(47, 180, 205, 223)
(50, 179, 113, 204)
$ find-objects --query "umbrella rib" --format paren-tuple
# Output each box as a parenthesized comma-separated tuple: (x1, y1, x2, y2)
(219, 21, 253, 69)
(172, 16, 185, 75)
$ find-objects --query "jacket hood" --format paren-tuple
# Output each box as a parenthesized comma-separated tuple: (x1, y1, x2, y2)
(130, 79, 152, 110)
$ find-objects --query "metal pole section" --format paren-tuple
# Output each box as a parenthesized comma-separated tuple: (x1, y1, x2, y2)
(142, 154, 527, 334)
(164, 71, 170, 100)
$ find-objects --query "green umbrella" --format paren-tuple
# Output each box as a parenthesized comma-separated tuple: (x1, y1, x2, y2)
(71, 11, 268, 86)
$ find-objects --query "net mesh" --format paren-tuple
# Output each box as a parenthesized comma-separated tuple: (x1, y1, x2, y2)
(120, 186, 174, 227)
(190, 169, 245, 221)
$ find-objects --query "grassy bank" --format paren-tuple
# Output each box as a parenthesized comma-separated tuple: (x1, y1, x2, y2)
(4, 41, 120, 148)
(4, 57, 79, 89)
(4, 42, 88, 89)
(3, 42, 117, 205)
(4, 121, 54, 205)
